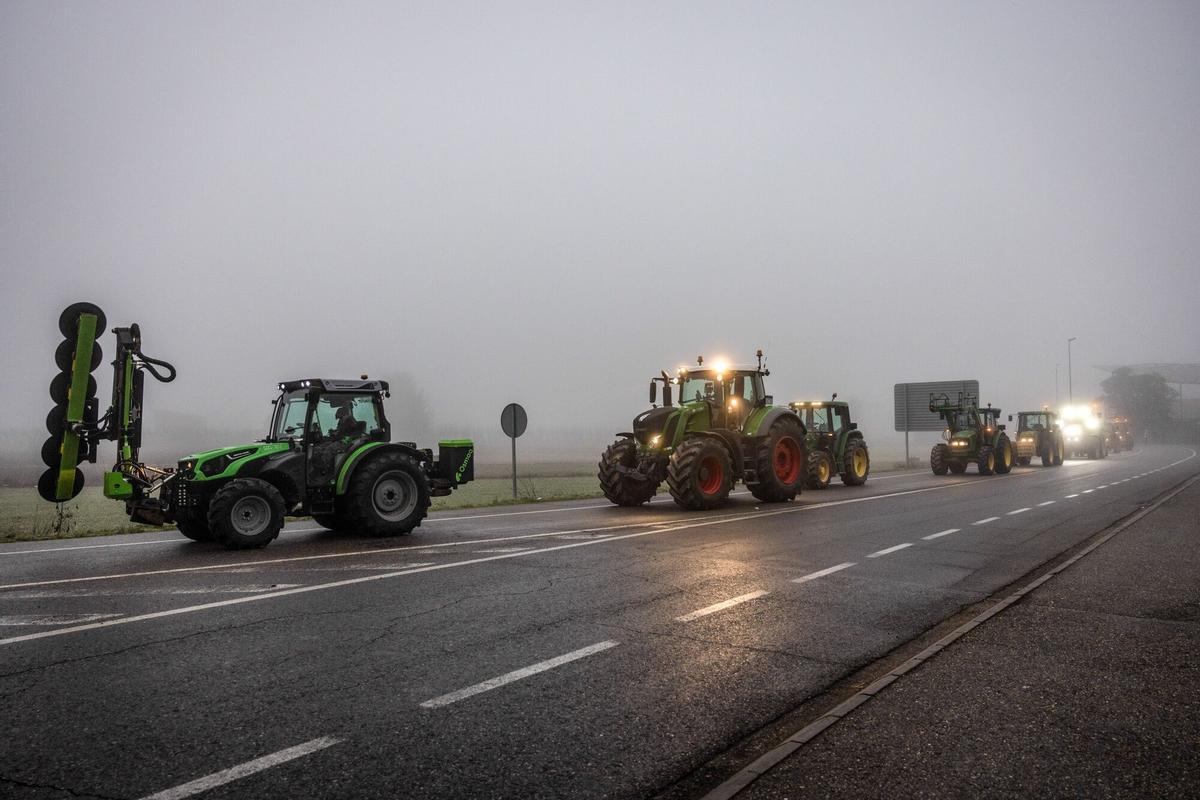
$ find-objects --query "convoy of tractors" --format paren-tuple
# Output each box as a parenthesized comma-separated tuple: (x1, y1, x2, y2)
(39, 302, 1136, 548)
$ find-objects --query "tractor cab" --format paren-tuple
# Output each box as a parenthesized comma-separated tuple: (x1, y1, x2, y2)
(1015, 410, 1056, 433)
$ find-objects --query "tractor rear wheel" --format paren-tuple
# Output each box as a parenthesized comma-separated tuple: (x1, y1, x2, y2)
(668, 437, 733, 510)
(1054, 439, 1065, 466)
(208, 478, 285, 549)
(598, 438, 658, 506)
(977, 445, 996, 475)
(748, 419, 805, 502)
(994, 435, 1014, 474)
(806, 451, 832, 489)
(1040, 444, 1054, 467)
(841, 439, 870, 486)
(347, 451, 431, 536)
(930, 444, 949, 475)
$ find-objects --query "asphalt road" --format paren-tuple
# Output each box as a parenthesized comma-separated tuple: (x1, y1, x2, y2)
(1, 444, 1196, 799)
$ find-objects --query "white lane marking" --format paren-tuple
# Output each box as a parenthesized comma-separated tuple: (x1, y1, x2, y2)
(1037, 501, 1056, 507)
(0, 477, 993, 593)
(972, 517, 1000, 525)
(922, 528, 960, 540)
(0, 477, 1062, 646)
(867, 543, 912, 558)
(555, 534, 616, 541)
(1065, 493, 1079, 498)
(1096, 485, 1107, 490)
(0, 538, 181, 556)
(138, 737, 341, 800)
(472, 547, 536, 553)
(1007, 508, 1031, 516)
(676, 590, 769, 622)
(419, 641, 618, 708)
(792, 562, 857, 583)
(0, 613, 122, 626)
(1082, 489, 1094, 494)
(0, 585, 301, 599)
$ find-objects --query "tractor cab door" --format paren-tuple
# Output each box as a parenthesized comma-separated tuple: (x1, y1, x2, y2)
(726, 374, 759, 431)
(305, 392, 385, 491)
(809, 406, 837, 454)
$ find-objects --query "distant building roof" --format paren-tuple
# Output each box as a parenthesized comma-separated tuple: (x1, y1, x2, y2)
(1094, 363, 1200, 385)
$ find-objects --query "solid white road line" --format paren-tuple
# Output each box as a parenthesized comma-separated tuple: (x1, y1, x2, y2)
(0, 585, 301, 599)
(0, 613, 122, 626)
(1096, 485, 1107, 489)
(138, 737, 341, 800)
(676, 590, 769, 622)
(1037, 501, 1056, 507)
(921, 528, 960, 540)
(972, 517, 1000, 525)
(1007, 508, 1031, 516)
(792, 562, 857, 584)
(1066, 493, 1080, 498)
(419, 641, 618, 708)
(1082, 489, 1094, 494)
(867, 543, 912, 558)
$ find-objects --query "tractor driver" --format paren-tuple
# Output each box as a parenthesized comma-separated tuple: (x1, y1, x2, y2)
(331, 399, 362, 440)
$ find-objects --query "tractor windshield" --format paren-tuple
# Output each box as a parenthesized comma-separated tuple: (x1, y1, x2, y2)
(271, 390, 309, 441)
(948, 410, 976, 431)
(677, 371, 758, 405)
(1020, 413, 1050, 431)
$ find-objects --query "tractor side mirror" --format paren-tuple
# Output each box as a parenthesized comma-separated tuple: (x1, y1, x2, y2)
(1007, 414, 1012, 422)
(763, 395, 773, 406)
(663, 384, 672, 406)
(849, 423, 858, 431)
(649, 381, 657, 405)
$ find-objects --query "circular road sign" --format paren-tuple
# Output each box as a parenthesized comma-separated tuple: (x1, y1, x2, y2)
(501, 403, 528, 438)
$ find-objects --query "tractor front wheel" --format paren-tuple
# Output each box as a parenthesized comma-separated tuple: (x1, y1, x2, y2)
(977, 445, 996, 476)
(176, 516, 214, 543)
(208, 478, 285, 549)
(668, 437, 734, 510)
(347, 451, 431, 536)
(598, 439, 658, 506)
(748, 420, 805, 502)
(806, 451, 832, 490)
(931, 444, 949, 475)
(994, 435, 1014, 474)
(841, 439, 870, 486)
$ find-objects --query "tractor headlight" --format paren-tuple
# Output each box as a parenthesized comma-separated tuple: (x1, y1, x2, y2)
(1020, 435, 1034, 442)
(1085, 418, 1100, 431)
(1065, 424, 1082, 439)
(951, 439, 968, 447)
(649, 434, 662, 448)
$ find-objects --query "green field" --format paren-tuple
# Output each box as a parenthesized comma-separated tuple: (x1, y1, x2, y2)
(0, 475, 603, 544)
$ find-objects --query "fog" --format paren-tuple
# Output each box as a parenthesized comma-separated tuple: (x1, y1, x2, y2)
(3, 1, 1199, 472)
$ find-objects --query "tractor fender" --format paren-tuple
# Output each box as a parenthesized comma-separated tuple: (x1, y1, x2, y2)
(335, 442, 429, 495)
(745, 407, 806, 439)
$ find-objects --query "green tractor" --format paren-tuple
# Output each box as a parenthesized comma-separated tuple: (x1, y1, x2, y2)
(40, 303, 474, 549)
(928, 393, 1014, 476)
(788, 395, 870, 489)
(1008, 409, 1065, 467)
(598, 352, 807, 510)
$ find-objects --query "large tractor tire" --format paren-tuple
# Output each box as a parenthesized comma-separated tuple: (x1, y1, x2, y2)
(806, 451, 832, 490)
(1040, 442, 1054, 467)
(1054, 438, 1065, 466)
(949, 461, 967, 474)
(668, 437, 734, 510)
(748, 419, 806, 502)
(177, 517, 215, 543)
(598, 438, 658, 506)
(347, 451, 431, 536)
(994, 435, 1014, 474)
(977, 445, 996, 476)
(840, 439, 870, 486)
(208, 478, 285, 549)
(931, 444, 949, 475)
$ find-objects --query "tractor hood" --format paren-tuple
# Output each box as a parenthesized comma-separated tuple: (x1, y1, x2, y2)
(180, 442, 291, 480)
(631, 406, 675, 446)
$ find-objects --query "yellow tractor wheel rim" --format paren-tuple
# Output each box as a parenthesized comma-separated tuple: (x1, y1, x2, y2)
(985, 453, 995, 470)
(853, 449, 868, 475)
(1002, 446, 1012, 467)
(818, 460, 830, 482)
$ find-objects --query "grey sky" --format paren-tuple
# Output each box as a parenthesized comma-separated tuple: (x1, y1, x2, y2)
(3, 1, 1198, 463)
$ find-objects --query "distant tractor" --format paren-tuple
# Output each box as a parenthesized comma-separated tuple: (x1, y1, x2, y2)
(789, 396, 870, 489)
(1060, 404, 1107, 459)
(1008, 409, 1065, 467)
(929, 393, 1014, 476)
(1106, 416, 1132, 453)
(598, 352, 807, 510)
(41, 302, 475, 550)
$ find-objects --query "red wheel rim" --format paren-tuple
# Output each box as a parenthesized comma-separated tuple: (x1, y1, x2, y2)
(697, 455, 724, 495)
(773, 437, 801, 484)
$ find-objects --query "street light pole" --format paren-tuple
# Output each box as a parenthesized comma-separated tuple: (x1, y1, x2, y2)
(1055, 363, 1062, 406)
(1067, 337, 1077, 403)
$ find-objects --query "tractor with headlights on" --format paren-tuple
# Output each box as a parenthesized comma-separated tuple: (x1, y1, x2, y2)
(598, 352, 807, 510)
(788, 395, 870, 489)
(929, 393, 1014, 476)
(1008, 409, 1065, 467)
(1060, 404, 1108, 459)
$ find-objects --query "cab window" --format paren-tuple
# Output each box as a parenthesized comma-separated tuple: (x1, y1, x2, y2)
(809, 407, 833, 433)
(313, 394, 383, 440)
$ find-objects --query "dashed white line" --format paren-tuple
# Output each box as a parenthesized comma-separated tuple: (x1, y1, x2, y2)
(419, 640, 618, 708)
(867, 543, 912, 558)
(1082, 489, 1094, 494)
(792, 562, 857, 584)
(1066, 493, 1080, 498)
(138, 737, 341, 800)
(1096, 485, 1107, 490)
(676, 590, 770, 622)
(921, 528, 960, 541)
(1007, 508, 1031, 516)
(972, 517, 1000, 525)
(473, 547, 536, 553)
(0, 613, 123, 626)
(1037, 501, 1056, 507)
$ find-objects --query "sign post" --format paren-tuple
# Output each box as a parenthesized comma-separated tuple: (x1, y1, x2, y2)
(500, 402, 528, 500)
